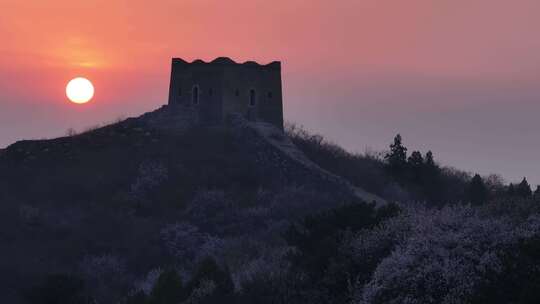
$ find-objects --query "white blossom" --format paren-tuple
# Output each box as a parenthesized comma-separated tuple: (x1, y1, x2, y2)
(132, 267, 163, 296)
(354, 204, 540, 304)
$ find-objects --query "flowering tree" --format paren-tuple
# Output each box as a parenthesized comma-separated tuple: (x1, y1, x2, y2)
(353, 204, 540, 304)
(79, 254, 127, 302)
(160, 222, 224, 268)
(129, 160, 168, 204)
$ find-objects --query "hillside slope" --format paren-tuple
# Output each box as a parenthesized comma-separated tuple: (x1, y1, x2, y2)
(0, 106, 383, 206)
(236, 118, 384, 204)
(0, 106, 382, 303)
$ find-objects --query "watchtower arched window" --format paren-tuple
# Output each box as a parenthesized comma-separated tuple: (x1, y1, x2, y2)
(192, 86, 199, 105)
(249, 89, 257, 107)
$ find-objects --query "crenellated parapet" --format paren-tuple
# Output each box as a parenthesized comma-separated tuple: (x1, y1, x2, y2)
(171, 57, 281, 70)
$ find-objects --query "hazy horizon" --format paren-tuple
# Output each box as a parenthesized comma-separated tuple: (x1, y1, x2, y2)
(1, 0, 539, 186)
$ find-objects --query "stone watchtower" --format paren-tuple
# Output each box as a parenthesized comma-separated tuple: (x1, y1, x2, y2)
(167, 57, 283, 129)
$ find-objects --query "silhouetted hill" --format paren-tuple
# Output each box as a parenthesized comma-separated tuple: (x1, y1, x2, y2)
(0, 106, 383, 303)
(3, 107, 538, 304)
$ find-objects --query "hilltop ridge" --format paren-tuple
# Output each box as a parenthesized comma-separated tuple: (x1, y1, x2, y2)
(0, 106, 383, 205)
(0, 107, 385, 303)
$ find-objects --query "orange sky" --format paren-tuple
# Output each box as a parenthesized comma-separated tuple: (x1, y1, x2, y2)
(1, 0, 539, 185)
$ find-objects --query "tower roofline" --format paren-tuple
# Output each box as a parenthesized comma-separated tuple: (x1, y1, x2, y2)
(171, 57, 281, 69)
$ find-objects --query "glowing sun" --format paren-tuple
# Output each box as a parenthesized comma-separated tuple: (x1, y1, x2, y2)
(66, 77, 94, 104)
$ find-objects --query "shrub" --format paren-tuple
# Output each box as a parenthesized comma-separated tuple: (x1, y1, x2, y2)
(19, 204, 42, 226)
(24, 274, 90, 304)
(149, 270, 185, 304)
(79, 254, 127, 303)
(132, 268, 163, 296)
(126, 269, 184, 304)
(185, 257, 236, 304)
(129, 160, 169, 212)
(160, 222, 224, 267)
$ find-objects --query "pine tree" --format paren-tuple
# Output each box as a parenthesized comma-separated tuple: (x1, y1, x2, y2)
(507, 183, 515, 196)
(420, 150, 443, 202)
(385, 134, 408, 177)
(407, 151, 424, 182)
(467, 174, 488, 205)
(425, 151, 436, 169)
(187, 257, 235, 303)
(534, 186, 540, 200)
(516, 177, 532, 198)
(408, 151, 424, 167)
